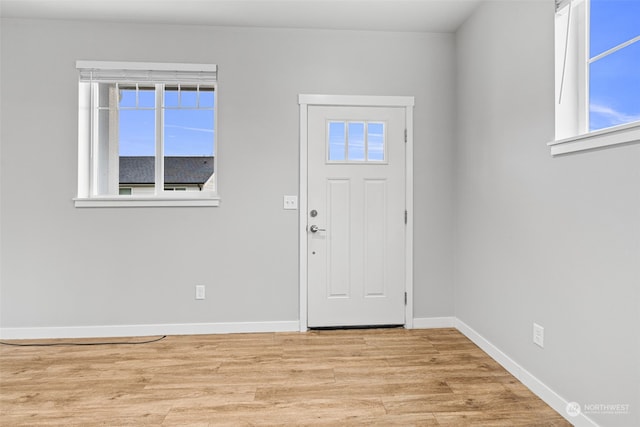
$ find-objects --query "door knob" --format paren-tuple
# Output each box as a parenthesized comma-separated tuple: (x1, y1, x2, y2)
(309, 225, 326, 233)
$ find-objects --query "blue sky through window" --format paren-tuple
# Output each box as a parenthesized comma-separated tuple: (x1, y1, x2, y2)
(118, 86, 215, 156)
(589, 0, 640, 131)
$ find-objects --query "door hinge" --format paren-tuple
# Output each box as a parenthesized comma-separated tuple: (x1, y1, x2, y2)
(404, 292, 408, 305)
(404, 129, 407, 143)
(404, 210, 408, 224)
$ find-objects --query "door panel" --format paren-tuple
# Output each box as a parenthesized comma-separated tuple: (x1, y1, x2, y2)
(327, 179, 350, 298)
(363, 179, 386, 297)
(307, 106, 405, 328)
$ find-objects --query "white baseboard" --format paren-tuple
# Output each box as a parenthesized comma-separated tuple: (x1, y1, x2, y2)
(454, 318, 600, 427)
(412, 316, 456, 329)
(0, 320, 300, 340)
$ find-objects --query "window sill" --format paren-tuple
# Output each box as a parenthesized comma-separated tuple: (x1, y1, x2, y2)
(74, 196, 220, 208)
(548, 122, 640, 156)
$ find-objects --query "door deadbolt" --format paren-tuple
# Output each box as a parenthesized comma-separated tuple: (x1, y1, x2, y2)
(310, 209, 318, 217)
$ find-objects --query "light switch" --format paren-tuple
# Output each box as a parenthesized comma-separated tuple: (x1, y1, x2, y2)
(283, 195, 298, 210)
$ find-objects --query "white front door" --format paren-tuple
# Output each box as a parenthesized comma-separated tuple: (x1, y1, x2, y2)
(307, 105, 406, 327)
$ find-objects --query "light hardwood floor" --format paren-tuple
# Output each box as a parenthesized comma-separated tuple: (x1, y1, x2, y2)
(0, 328, 571, 426)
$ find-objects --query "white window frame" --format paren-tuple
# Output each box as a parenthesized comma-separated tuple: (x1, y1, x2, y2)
(326, 120, 388, 164)
(75, 61, 220, 207)
(549, 0, 640, 155)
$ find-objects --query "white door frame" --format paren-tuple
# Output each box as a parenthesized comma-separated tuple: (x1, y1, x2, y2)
(298, 94, 415, 331)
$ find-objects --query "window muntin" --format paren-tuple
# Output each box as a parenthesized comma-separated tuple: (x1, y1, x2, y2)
(76, 61, 218, 206)
(327, 121, 386, 163)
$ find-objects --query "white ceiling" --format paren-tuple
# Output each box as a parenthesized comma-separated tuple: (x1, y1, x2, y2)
(0, 0, 482, 33)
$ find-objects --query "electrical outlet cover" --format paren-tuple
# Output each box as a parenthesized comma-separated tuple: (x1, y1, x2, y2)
(533, 323, 544, 348)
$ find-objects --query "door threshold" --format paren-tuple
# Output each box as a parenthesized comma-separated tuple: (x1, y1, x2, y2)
(309, 324, 404, 331)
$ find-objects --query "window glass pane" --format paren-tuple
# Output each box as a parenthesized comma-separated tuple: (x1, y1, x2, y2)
(589, 41, 640, 131)
(137, 86, 155, 108)
(367, 122, 385, 161)
(348, 122, 365, 161)
(164, 86, 179, 107)
(118, 87, 156, 194)
(590, 0, 640, 58)
(118, 109, 156, 193)
(328, 121, 346, 161)
(164, 110, 214, 156)
(118, 87, 136, 108)
(119, 109, 156, 156)
(199, 88, 215, 108)
(180, 86, 198, 108)
(163, 87, 215, 191)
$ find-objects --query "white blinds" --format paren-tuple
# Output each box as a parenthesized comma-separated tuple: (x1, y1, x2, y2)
(76, 61, 217, 83)
(555, 0, 587, 13)
(555, 0, 571, 12)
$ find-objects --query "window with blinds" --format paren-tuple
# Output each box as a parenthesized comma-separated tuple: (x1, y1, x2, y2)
(75, 61, 219, 207)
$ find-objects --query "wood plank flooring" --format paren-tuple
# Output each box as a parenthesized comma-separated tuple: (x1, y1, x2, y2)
(0, 328, 572, 426)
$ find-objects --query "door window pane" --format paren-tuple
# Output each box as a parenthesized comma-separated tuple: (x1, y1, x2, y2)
(348, 122, 365, 161)
(367, 122, 385, 161)
(328, 121, 346, 161)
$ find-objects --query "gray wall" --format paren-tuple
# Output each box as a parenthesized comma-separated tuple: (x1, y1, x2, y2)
(5, 6, 636, 425)
(0, 19, 455, 328)
(455, 2, 639, 426)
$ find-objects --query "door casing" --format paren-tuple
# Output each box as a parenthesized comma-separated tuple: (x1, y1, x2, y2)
(298, 94, 415, 331)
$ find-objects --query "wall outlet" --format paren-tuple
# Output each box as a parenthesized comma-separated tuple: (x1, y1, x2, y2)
(533, 323, 544, 348)
(283, 195, 298, 210)
(195, 285, 206, 300)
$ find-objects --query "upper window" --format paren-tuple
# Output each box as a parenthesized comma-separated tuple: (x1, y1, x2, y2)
(75, 61, 218, 207)
(551, 0, 640, 154)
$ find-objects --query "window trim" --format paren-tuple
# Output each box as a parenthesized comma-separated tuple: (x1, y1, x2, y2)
(75, 60, 219, 208)
(548, 121, 640, 156)
(550, 0, 640, 155)
(74, 195, 220, 208)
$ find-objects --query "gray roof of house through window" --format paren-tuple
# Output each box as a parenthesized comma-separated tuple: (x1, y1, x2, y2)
(119, 156, 214, 185)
